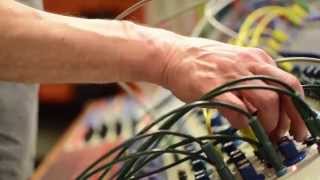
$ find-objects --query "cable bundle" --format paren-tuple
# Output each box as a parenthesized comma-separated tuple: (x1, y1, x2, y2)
(76, 71, 320, 179)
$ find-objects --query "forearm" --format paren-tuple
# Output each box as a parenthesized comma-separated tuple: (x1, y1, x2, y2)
(0, 1, 173, 84)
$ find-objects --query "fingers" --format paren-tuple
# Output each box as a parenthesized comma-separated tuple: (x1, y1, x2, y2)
(239, 80, 280, 133)
(272, 96, 291, 139)
(284, 95, 308, 141)
(250, 63, 307, 141)
(214, 92, 249, 129)
(250, 64, 304, 95)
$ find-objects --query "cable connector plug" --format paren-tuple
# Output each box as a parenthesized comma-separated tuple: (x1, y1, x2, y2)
(202, 142, 235, 180)
(248, 116, 287, 177)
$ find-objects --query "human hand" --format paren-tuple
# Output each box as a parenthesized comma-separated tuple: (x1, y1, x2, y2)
(157, 36, 307, 141)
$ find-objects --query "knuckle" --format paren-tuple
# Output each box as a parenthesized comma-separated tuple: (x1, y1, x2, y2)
(286, 75, 301, 90)
(238, 50, 256, 61)
(261, 92, 278, 105)
(269, 92, 279, 102)
(238, 50, 261, 65)
(250, 48, 268, 57)
(243, 48, 274, 64)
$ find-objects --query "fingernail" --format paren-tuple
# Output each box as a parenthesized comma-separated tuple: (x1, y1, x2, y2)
(302, 133, 309, 141)
(301, 132, 310, 141)
(278, 129, 287, 138)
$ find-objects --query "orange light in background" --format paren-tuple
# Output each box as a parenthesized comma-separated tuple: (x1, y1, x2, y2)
(39, 84, 75, 103)
(43, 0, 145, 21)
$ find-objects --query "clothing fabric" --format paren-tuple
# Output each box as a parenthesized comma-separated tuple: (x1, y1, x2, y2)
(0, 0, 42, 179)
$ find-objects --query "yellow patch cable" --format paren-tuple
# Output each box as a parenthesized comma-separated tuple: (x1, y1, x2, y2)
(249, 4, 308, 47)
(202, 108, 214, 134)
(235, 5, 306, 46)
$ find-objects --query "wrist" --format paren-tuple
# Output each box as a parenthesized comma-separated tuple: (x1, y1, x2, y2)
(124, 21, 182, 85)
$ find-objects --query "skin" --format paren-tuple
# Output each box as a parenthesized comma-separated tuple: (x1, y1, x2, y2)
(0, 0, 308, 141)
